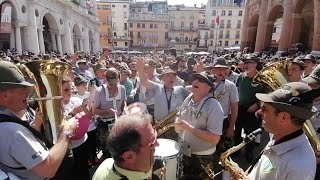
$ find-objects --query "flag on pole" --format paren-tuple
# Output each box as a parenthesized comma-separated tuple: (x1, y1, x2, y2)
(215, 16, 220, 25)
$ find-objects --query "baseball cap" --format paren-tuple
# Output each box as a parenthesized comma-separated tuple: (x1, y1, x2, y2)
(256, 82, 315, 120)
(302, 64, 320, 86)
(191, 71, 215, 87)
(212, 57, 228, 68)
(0, 61, 34, 91)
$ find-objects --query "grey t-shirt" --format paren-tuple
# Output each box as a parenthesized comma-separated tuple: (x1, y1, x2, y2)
(179, 95, 224, 153)
(92, 84, 126, 117)
(140, 82, 189, 121)
(0, 107, 49, 180)
(214, 79, 239, 116)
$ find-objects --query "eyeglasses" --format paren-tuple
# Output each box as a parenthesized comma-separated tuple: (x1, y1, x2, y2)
(132, 129, 158, 149)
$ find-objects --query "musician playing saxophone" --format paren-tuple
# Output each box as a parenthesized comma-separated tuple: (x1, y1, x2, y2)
(175, 71, 224, 179)
(248, 82, 316, 180)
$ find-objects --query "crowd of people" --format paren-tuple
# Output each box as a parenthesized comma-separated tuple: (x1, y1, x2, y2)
(0, 47, 319, 180)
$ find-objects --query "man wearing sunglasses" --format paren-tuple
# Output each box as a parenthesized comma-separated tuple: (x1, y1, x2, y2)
(235, 54, 264, 162)
(93, 114, 159, 180)
(175, 71, 224, 179)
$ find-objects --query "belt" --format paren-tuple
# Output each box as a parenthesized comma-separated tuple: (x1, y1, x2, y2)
(99, 117, 115, 123)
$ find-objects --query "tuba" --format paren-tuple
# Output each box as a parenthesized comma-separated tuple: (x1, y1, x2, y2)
(19, 59, 71, 143)
(252, 60, 320, 152)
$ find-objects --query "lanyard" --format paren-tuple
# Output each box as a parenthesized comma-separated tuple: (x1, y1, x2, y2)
(164, 87, 173, 112)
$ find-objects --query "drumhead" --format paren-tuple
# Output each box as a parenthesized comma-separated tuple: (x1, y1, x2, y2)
(155, 138, 180, 159)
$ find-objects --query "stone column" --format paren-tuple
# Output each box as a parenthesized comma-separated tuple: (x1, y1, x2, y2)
(10, 28, 15, 50)
(64, 20, 73, 54)
(51, 33, 57, 51)
(254, 0, 269, 52)
(25, 1, 39, 54)
(94, 31, 100, 53)
(277, 0, 293, 53)
(263, 21, 275, 49)
(56, 34, 63, 54)
(15, 26, 22, 54)
(79, 38, 84, 51)
(38, 28, 45, 54)
(75, 37, 80, 51)
(290, 13, 303, 45)
(83, 28, 90, 53)
(311, 0, 320, 55)
(240, 3, 251, 51)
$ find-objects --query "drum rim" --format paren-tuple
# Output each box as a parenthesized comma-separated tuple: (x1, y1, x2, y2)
(154, 138, 181, 159)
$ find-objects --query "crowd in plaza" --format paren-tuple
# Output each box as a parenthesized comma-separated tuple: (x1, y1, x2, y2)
(0, 45, 319, 180)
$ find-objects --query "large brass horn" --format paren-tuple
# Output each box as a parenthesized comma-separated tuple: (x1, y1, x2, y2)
(252, 60, 320, 152)
(19, 59, 71, 143)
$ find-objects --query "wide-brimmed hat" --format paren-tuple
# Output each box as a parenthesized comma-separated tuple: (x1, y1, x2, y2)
(162, 66, 176, 75)
(93, 63, 107, 71)
(302, 54, 316, 63)
(212, 57, 228, 68)
(0, 61, 34, 91)
(243, 54, 260, 64)
(74, 76, 89, 86)
(191, 71, 215, 87)
(302, 64, 320, 86)
(256, 82, 315, 120)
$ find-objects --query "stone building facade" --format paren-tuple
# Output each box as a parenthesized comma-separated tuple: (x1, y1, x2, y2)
(128, 1, 169, 51)
(97, 2, 112, 49)
(205, 0, 245, 52)
(0, 0, 100, 54)
(241, 0, 320, 55)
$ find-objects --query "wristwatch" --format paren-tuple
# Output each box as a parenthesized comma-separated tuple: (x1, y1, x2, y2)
(61, 130, 74, 139)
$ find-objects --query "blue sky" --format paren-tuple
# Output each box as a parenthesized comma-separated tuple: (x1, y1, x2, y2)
(168, 0, 209, 6)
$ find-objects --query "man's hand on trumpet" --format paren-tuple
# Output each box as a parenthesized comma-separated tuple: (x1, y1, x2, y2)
(174, 117, 194, 133)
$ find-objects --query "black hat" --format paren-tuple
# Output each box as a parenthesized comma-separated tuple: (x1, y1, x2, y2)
(0, 61, 34, 91)
(256, 82, 315, 120)
(191, 71, 215, 87)
(243, 54, 260, 64)
(74, 76, 88, 86)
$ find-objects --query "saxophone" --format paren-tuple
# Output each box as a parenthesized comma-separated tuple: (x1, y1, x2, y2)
(154, 108, 179, 136)
(219, 128, 262, 180)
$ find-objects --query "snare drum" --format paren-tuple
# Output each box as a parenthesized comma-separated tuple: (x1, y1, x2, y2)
(153, 138, 182, 180)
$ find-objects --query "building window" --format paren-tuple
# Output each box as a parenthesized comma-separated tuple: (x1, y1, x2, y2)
(138, 8, 141, 12)
(130, 23, 133, 28)
(123, 5, 126, 8)
(150, 24, 153, 28)
(212, 10, 216, 16)
(137, 32, 141, 38)
(114, 32, 117, 36)
(132, 9, 135, 13)
(273, 27, 277, 33)
(190, 22, 194, 30)
(165, 32, 168, 39)
(97, 5, 101, 10)
(114, 42, 117, 46)
(228, 10, 232, 16)
(225, 30, 230, 38)
(225, 41, 229, 46)
(137, 23, 140, 28)
(130, 31, 133, 38)
(165, 24, 168, 29)
(155, 24, 158, 28)
(219, 41, 222, 46)
(221, 10, 225, 16)
(181, 22, 185, 30)
(210, 30, 214, 38)
(125, 42, 128, 46)
(112, 4, 115, 8)
(124, 23, 127, 30)
(124, 12, 127, 18)
(142, 23, 145, 28)
(227, 20, 231, 28)
(170, 21, 174, 29)
(210, 40, 213, 46)
(220, 20, 224, 28)
(239, 11, 243, 16)
(235, 41, 239, 44)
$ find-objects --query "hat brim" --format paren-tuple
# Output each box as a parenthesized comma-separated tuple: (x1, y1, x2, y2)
(213, 65, 228, 68)
(0, 80, 34, 90)
(163, 71, 176, 75)
(192, 73, 214, 86)
(302, 76, 320, 86)
(256, 93, 315, 120)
